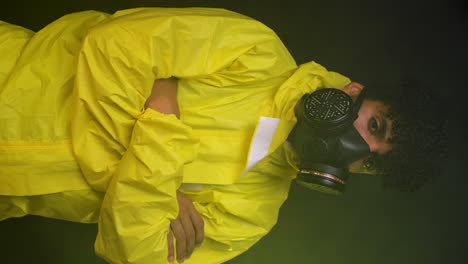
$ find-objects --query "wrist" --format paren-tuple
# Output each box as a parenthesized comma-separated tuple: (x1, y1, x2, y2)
(146, 96, 180, 118)
(145, 77, 180, 118)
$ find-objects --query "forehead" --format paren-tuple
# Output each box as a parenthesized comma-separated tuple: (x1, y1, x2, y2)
(360, 100, 389, 112)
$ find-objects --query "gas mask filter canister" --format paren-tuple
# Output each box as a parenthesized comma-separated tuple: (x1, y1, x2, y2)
(289, 88, 370, 195)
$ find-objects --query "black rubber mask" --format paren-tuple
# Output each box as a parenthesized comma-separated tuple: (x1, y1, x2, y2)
(288, 88, 370, 195)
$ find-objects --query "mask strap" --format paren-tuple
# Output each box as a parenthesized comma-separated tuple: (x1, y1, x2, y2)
(353, 87, 367, 115)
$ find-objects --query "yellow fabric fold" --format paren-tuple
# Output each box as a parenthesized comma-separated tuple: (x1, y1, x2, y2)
(0, 21, 33, 86)
(96, 109, 198, 264)
(0, 11, 109, 195)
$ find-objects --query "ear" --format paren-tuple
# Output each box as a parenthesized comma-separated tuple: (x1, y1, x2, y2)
(342, 82, 364, 101)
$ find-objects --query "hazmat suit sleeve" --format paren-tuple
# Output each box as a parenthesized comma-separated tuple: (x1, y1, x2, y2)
(95, 109, 199, 264)
(179, 143, 298, 264)
(72, 7, 297, 191)
(70, 7, 297, 264)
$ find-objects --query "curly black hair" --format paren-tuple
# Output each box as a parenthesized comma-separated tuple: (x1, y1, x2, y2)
(365, 79, 449, 192)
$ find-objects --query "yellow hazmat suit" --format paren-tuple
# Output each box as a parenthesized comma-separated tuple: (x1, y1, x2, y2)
(0, 8, 350, 264)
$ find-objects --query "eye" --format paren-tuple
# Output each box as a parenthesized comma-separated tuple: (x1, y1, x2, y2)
(369, 117, 379, 134)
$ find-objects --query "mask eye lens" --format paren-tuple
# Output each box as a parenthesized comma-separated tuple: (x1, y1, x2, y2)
(363, 155, 375, 170)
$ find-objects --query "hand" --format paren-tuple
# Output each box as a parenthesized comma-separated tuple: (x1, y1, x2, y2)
(167, 190, 204, 263)
(342, 82, 364, 101)
(146, 77, 180, 118)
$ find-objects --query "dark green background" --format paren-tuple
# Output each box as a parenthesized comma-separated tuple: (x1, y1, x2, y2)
(0, 0, 464, 263)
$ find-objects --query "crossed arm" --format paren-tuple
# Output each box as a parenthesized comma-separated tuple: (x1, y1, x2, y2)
(146, 78, 204, 263)
(70, 8, 300, 264)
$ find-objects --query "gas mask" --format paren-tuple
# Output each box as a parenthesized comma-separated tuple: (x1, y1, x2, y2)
(288, 88, 370, 195)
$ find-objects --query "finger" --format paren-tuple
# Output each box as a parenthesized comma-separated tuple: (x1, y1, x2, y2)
(179, 209, 196, 257)
(189, 207, 205, 247)
(167, 231, 175, 262)
(170, 219, 186, 263)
